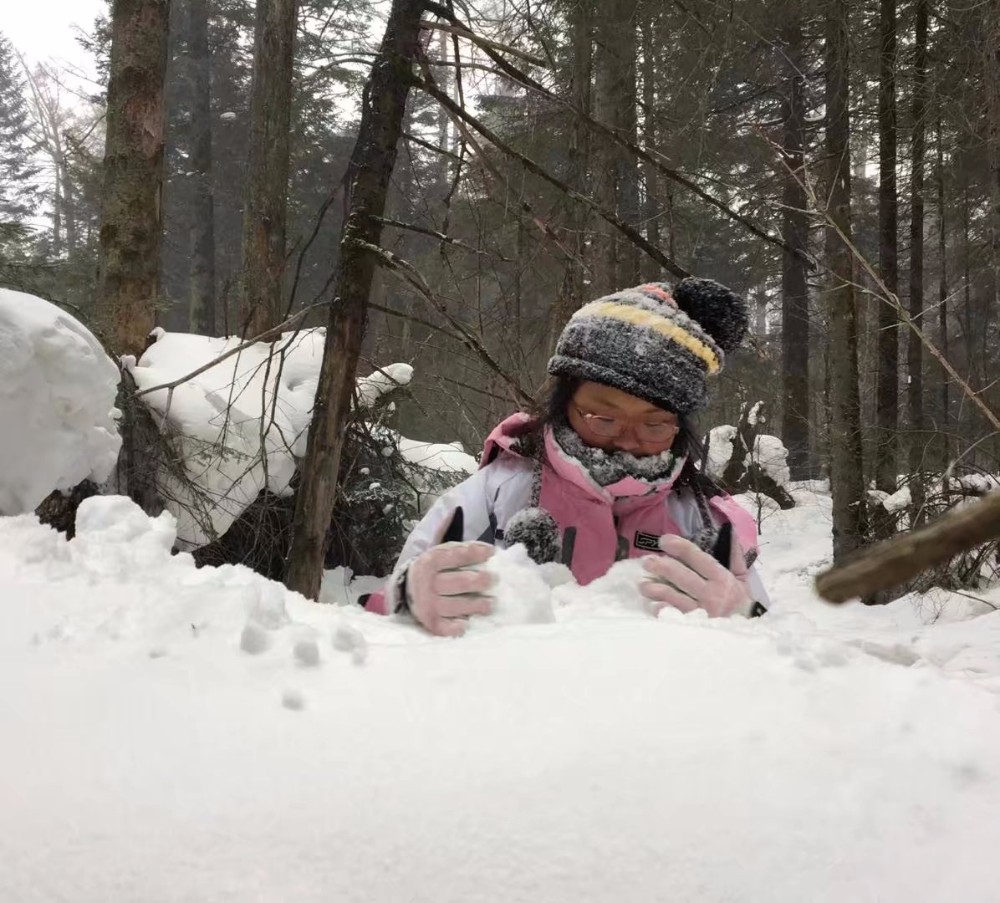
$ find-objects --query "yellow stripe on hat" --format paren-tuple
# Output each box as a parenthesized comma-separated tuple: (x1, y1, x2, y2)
(574, 300, 721, 374)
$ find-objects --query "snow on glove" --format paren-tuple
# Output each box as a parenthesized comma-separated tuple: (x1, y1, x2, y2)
(406, 508, 495, 637)
(639, 526, 753, 618)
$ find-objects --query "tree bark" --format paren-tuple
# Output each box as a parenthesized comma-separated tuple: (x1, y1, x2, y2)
(238, 0, 298, 335)
(824, 0, 867, 562)
(907, 0, 928, 515)
(778, 19, 811, 481)
(188, 0, 216, 335)
(285, 0, 425, 601)
(874, 0, 899, 501)
(95, 0, 170, 356)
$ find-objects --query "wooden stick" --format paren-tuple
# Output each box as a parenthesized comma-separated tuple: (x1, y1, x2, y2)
(814, 491, 1000, 602)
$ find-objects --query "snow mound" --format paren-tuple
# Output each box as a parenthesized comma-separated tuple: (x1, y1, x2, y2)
(706, 426, 790, 486)
(0, 289, 121, 515)
(397, 435, 476, 474)
(706, 424, 736, 479)
(5, 489, 1000, 900)
(131, 330, 429, 548)
(356, 362, 413, 407)
(131, 330, 322, 547)
(753, 433, 790, 485)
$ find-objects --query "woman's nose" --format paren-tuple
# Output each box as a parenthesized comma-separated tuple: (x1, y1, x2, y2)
(611, 430, 643, 453)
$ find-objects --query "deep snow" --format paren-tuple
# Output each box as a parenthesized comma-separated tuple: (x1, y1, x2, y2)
(4, 486, 1000, 901)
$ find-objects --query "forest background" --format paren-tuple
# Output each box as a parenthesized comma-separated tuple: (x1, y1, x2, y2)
(1, 0, 998, 597)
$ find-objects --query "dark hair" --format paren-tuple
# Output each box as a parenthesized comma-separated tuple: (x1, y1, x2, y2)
(509, 375, 723, 499)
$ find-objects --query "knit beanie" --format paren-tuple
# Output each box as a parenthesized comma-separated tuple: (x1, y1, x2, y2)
(547, 278, 749, 415)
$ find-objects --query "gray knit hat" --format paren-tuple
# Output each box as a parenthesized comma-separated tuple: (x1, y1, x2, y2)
(547, 278, 749, 415)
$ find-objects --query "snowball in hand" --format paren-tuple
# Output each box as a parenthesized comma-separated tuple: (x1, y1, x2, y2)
(470, 544, 557, 628)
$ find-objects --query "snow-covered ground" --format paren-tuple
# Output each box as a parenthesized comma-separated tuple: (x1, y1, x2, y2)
(4, 485, 1000, 902)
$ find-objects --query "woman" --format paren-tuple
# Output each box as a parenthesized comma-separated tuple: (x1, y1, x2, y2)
(365, 278, 770, 636)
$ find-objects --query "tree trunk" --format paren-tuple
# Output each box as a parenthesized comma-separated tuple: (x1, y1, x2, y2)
(640, 4, 660, 283)
(95, 0, 170, 356)
(874, 0, 899, 501)
(547, 0, 593, 350)
(778, 18, 811, 481)
(592, 0, 640, 294)
(908, 0, 928, 518)
(936, 112, 949, 464)
(238, 0, 298, 335)
(984, 0, 1000, 314)
(187, 0, 216, 335)
(824, 0, 867, 562)
(285, 0, 425, 601)
(614, 0, 641, 288)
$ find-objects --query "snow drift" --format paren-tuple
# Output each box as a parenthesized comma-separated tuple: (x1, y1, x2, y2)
(0, 289, 121, 515)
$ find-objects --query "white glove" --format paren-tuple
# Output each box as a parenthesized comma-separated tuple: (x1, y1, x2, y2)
(406, 540, 495, 637)
(640, 533, 752, 618)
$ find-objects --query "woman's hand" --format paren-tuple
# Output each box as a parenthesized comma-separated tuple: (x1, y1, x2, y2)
(640, 533, 751, 618)
(406, 541, 495, 637)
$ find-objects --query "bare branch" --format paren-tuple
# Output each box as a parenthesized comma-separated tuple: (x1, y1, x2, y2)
(371, 215, 512, 259)
(422, 1, 808, 266)
(417, 72, 691, 278)
(420, 17, 548, 67)
(352, 238, 535, 407)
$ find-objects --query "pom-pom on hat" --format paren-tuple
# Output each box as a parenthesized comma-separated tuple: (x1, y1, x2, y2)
(547, 278, 748, 415)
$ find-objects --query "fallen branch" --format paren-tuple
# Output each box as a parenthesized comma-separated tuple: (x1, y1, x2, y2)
(814, 492, 1000, 602)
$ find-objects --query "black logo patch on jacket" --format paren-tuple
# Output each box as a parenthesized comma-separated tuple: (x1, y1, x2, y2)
(634, 531, 661, 552)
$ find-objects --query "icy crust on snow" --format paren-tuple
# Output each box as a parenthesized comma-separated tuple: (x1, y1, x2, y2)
(6, 491, 1000, 900)
(0, 289, 121, 514)
(131, 330, 421, 548)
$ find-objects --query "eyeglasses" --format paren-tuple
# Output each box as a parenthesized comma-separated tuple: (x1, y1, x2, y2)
(574, 406, 680, 444)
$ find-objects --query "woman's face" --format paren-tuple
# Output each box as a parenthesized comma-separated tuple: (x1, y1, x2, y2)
(566, 381, 679, 456)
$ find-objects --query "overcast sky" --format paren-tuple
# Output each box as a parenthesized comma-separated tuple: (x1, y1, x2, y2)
(2, 0, 105, 85)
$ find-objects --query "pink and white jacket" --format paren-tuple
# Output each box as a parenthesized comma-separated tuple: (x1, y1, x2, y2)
(365, 414, 768, 615)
